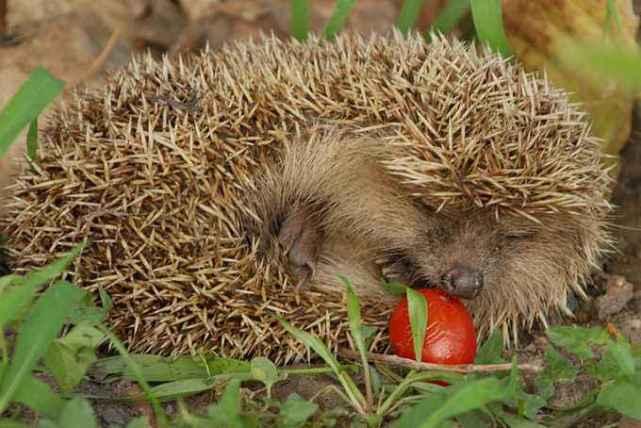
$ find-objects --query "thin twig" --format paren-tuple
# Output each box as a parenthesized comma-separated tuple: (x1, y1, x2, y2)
(339, 350, 543, 373)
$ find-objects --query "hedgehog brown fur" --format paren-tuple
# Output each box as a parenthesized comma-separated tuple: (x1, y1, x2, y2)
(0, 31, 612, 362)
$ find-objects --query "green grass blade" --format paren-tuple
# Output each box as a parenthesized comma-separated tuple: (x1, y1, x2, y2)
(0, 419, 31, 428)
(0, 281, 85, 414)
(323, 0, 356, 40)
(98, 326, 168, 427)
(605, 0, 624, 36)
(0, 277, 37, 330)
(427, 0, 470, 37)
(290, 0, 311, 41)
(57, 397, 97, 428)
(470, 0, 511, 57)
(399, 378, 507, 428)
(396, 0, 426, 35)
(278, 316, 341, 374)
(26, 118, 38, 162)
(277, 316, 367, 414)
(12, 376, 65, 419)
(148, 377, 250, 401)
(0, 243, 85, 329)
(0, 67, 64, 159)
(20, 241, 85, 290)
(474, 330, 505, 364)
(406, 288, 428, 363)
(340, 276, 373, 407)
(93, 354, 250, 383)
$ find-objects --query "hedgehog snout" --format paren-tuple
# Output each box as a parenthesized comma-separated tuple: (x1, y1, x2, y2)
(440, 264, 484, 299)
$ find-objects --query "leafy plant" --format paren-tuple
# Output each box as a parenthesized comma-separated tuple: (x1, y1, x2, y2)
(290, 0, 310, 41)
(469, 0, 512, 57)
(0, 67, 63, 159)
(396, 0, 426, 35)
(427, 0, 470, 38)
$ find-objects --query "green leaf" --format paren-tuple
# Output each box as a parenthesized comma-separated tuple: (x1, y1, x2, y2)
(278, 393, 318, 428)
(0, 67, 64, 158)
(361, 325, 378, 349)
(428, 0, 470, 37)
(290, 0, 310, 41)
(206, 379, 257, 428)
(596, 380, 641, 419)
(0, 281, 85, 414)
(98, 326, 167, 426)
(0, 274, 18, 291)
(504, 360, 547, 420)
(544, 346, 579, 382)
(396, 0, 426, 35)
(93, 354, 250, 382)
(470, 0, 511, 57)
(603, 339, 636, 378)
(57, 398, 97, 428)
(398, 378, 507, 428)
(98, 288, 113, 313)
(12, 376, 65, 418)
(277, 317, 341, 375)
(535, 345, 578, 401)
(475, 330, 505, 364)
(250, 357, 279, 394)
(380, 280, 407, 296)
(394, 393, 448, 428)
(148, 377, 242, 401)
(547, 326, 610, 359)
(26, 118, 38, 162)
(605, 0, 624, 36)
(341, 276, 374, 406)
(66, 293, 109, 325)
(277, 316, 367, 413)
(0, 278, 38, 330)
(323, 0, 356, 40)
(21, 242, 85, 288)
(0, 244, 83, 330)
(219, 378, 241, 414)
(455, 410, 492, 428)
(44, 325, 105, 392)
(342, 277, 368, 359)
(0, 419, 31, 428)
(587, 339, 641, 382)
(406, 288, 428, 363)
(36, 420, 60, 428)
(125, 417, 150, 428)
(492, 406, 546, 428)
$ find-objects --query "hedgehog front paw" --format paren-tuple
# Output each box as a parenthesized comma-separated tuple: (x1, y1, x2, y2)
(278, 206, 323, 289)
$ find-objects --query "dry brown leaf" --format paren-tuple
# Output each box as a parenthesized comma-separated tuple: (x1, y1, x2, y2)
(503, 0, 639, 169)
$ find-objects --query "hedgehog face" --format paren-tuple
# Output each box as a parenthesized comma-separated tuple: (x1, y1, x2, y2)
(387, 208, 598, 321)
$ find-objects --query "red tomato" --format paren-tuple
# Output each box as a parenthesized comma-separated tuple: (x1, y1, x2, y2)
(388, 288, 477, 365)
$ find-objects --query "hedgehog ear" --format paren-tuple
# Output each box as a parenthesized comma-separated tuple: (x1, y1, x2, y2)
(278, 205, 324, 288)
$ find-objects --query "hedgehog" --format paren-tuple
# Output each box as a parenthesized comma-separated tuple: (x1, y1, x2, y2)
(0, 31, 613, 363)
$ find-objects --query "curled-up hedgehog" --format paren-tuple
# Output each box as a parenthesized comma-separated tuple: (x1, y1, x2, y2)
(0, 31, 612, 362)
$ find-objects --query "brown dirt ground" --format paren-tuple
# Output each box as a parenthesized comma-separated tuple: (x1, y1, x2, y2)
(1, 1, 641, 427)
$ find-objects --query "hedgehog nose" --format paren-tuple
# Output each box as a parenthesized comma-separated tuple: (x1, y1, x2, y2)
(442, 265, 483, 299)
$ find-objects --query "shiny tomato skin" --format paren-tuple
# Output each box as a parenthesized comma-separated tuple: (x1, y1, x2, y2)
(388, 288, 477, 365)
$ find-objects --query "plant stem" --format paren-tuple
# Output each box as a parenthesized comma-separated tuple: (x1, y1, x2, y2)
(339, 350, 543, 373)
(377, 370, 446, 417)
(282, 365, 356, 376)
